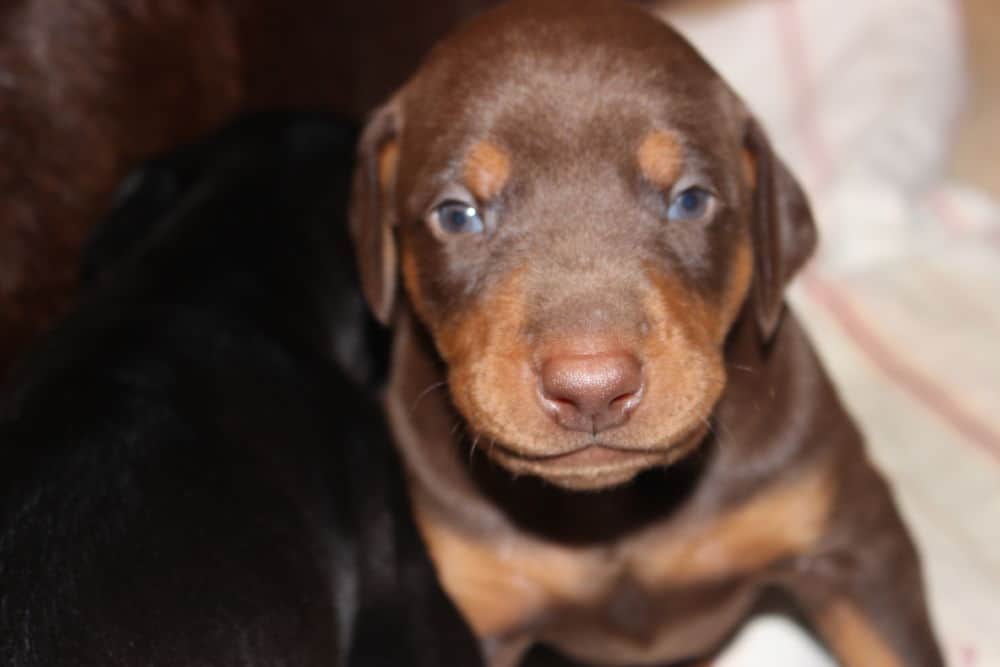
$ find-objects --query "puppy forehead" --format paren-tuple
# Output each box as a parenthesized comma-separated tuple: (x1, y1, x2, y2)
(417, 0, 717, 79)
(400, 0, 733, 139)
(409, 60, 727, 146)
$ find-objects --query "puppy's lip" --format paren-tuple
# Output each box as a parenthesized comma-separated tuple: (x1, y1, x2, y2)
(498, 443, 650, 466)
(492, 423, 709, 469)
(490, 445, 666, 489)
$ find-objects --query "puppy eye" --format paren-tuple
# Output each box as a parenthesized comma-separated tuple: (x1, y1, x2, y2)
(667, 187, 714, 221)
(431, 200, 485, 235)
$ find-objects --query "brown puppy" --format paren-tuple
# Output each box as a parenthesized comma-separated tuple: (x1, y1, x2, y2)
(351, 1, 944, 665)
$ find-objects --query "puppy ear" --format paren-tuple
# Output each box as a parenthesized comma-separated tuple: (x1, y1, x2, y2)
(744, 119, 817, 340)
(350, 101, 401, 325)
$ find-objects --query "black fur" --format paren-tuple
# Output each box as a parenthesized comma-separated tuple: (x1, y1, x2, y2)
(0, 112, 479, 666)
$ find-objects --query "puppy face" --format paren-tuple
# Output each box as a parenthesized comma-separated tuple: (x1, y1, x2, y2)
(352, 0, 814, 491)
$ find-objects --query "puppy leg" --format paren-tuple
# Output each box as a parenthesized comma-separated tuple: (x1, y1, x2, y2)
(787, 465, 944, 667)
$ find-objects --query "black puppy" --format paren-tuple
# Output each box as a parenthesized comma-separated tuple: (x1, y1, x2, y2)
(0, 113, 480, 666)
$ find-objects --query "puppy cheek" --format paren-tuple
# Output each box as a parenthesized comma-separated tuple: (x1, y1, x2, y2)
(715, 239, 754, 342)
(446, 361, 484, 433)
(437, 319, 488, 426)
(636, 345, 725, 445)
(634, 274, 728, 441)
(401, 245, 436, 329)
(435, 274, 535, 437)
(448, 342, 546, 447)
(401, 256, 490, 433)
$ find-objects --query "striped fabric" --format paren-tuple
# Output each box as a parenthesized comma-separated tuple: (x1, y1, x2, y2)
(648, 1, 1000, 664)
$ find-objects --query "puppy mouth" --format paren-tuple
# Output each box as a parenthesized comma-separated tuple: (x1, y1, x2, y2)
(486, 423, 710, 490)
(497, 442, 658, 466)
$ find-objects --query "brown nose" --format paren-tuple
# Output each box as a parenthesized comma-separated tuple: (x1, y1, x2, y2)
(538, 352, 643, 433)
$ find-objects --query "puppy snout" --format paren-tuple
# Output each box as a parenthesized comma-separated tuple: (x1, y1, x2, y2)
(538, 352, 643, 433)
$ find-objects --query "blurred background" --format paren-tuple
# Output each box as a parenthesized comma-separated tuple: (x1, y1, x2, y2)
(0, 0, 996, 665)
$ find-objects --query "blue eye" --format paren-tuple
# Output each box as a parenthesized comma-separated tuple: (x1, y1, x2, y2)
(433, 200, 485, 235)
(667, 187, 714, 221)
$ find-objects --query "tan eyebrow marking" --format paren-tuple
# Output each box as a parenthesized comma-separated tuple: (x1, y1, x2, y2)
(637, 130, 684, 189)
(463, 140, 512, 201)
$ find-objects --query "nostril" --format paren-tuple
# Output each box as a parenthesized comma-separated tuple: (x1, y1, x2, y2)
(610, 391, 640, 410)
(542, 396, 577, 414)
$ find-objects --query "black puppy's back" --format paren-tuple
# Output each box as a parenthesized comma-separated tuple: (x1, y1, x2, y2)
(0, 114, 478, 666)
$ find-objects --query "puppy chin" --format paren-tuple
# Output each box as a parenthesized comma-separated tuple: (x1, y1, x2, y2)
(487, 446, 676, 493)
(534, 466, 652, 492)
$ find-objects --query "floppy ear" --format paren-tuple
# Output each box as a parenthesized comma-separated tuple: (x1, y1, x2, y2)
(744, 119, 818, 340)
(349, 101, 402, 325)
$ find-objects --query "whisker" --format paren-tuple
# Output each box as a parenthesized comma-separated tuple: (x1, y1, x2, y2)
(714, 415, 735, 439)
(410, 381, 448, 414)
(700, 416, 716, 435)
(702, 415, 737, 458)
(469, 433, 482, 460)
(699, 417, 721, 456)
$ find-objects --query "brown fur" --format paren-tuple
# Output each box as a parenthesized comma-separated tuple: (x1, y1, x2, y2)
(352, 1, 945, 665)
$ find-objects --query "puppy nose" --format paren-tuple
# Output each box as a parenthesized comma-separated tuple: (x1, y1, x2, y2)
(539, 352, 643, 433)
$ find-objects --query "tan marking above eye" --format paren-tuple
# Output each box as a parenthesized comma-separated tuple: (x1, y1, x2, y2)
(637, 130, 684, 189)
(463, 140, 511, 202)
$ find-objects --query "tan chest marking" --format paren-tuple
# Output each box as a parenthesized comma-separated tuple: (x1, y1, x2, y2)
(631, 462, 835, 586)
(414, 501, 612, 637)
(414, 464, 836, 639)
